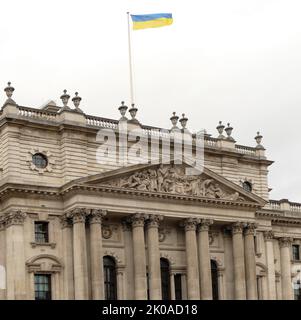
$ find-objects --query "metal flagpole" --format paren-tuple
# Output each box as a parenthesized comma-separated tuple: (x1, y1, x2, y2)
(127, 12, 134, 105)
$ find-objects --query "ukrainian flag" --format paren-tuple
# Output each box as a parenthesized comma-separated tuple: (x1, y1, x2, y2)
(131, 13, 173, 30)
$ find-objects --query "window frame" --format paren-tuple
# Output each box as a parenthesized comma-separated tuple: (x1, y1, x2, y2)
(34, 274, 52, 301)
(292, 244, 300, 261)
(34, 221, 49, 244)
(103, 256, 117, 300)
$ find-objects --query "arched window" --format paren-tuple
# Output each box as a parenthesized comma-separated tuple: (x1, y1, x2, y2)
(160, 258, 170, 300)
(211, 260, 219, 300)
(103, 256, 117, 300)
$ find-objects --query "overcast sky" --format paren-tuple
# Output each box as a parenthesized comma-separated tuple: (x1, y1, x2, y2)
(1, 0, 300, 201)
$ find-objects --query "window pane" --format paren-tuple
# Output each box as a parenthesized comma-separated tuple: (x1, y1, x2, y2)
(174, 274, 182, 300)
(34, 222, 49, 243)
(103, 256, 117, 300)
(34, 274, 51, 300)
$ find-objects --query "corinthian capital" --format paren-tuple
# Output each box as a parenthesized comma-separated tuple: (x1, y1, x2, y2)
(127, 213, 149, 228)
(67, 208, 88, 224)
(146, 215, 163, 229)
(263, 230, 274, 241)
(197, 219, 214, 232)
(279, 237, 293, 248)
(5, 210, 27, 227)
(182, 218, 199, 232)
(231, 222, 245, 235)
(244, 223, 258, 236)
(60, 213, 72, 229)
(89, 209, 107, 224)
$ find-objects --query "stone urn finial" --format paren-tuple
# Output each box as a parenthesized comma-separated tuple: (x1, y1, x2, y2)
(72, 92, 83, 113)
(170, 112, 179, 130)
(216, 121, 225, 139)
(4, 82, 14, 99)
(118, 101, 128, 120)
(255, 131, 264, 150)
(60, 89, 70, 109)
(225, 123, 234, 141)
(129, 103, 138, 120)
(179, 113, 188, 129)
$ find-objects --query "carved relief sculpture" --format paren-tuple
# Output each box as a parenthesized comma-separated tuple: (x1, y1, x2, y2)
(103, 164, 245, 202)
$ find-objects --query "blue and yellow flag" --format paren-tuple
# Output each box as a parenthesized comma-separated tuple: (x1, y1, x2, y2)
(131, 13, 173, 30)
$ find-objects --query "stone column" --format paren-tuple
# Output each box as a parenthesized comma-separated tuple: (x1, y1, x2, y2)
(197, 219, 213, 300)
(244, 223, 257, 300)
(60, 214, 74, 300)
(117, 268, 125, 300)
(128, 213, 148, 300)
(89, 209, 107, 300)
(231, 222, 246, 300)
(264, 231, 276, 300)
(183, 218, 200, 300)
(5, 211, 27, 300)
(122, 220, 134, 299)
(146, 215, 163, 300)
(0, 218, 6, 300)
(170, 272, 175, 300)
(69, 208, 89, 300)
(223, 229, 234, 300)
(279, 237, 293, 300)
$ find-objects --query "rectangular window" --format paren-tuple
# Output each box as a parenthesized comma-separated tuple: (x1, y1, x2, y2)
(294, 281, 301, 300)
(174, 274, 182, 300)
(35, 222, 49, 243)
(34, 274, 51, 300)
(292, 245, 300, 261)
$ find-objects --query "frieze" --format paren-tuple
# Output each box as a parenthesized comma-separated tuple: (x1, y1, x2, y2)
(101, 164, 245, 202)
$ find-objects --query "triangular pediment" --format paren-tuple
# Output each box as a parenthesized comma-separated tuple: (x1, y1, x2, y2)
(68, 162, 266, 206)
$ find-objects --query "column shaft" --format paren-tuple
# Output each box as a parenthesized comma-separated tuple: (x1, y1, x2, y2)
(184, 218, 200, 300)
(130, 214, 147, 300)
(89, 209, 106, 300)
(71, 209, 89, 300)
(264, 231, 276, 300)
(197, 219, 213, 300)
(232, 222, 246, 300)
(146, 215, 162, 300)
(244, 223, 257, 300)
(61, 215, 74, 300)
(5, 211, 26, 300)
(279, 237, 293, 300)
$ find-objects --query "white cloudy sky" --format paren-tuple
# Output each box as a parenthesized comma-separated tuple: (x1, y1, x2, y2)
(1, 0, 300, 201)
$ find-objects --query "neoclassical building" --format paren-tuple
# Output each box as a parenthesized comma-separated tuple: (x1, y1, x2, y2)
(0, 82, 300, 301)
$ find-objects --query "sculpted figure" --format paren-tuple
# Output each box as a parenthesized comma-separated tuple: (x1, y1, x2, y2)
(148, 169, 158, 191)
(200, 179, 214, 197)
(120, 172, 141, 188)
(157, 164, 167, 192)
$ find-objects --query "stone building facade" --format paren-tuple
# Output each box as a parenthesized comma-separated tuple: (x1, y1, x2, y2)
(0, 83, 300, 300)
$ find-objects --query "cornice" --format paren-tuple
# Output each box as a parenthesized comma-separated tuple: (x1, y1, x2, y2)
(256, 210, 301, 225)
(61, 184, 262, 209)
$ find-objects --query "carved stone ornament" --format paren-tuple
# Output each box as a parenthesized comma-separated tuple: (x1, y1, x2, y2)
(244, 223, 258, 236)
(279, 237, 293, 248)
(102, 164, 245, 202)
(146, 215, 163, 229)
(198, 219, 214, 232)
(127, 213, 149, 228)
(159, 228, 171, 243)
(5, 210, 27, 227)
(231, 222, 246, 235)
(102, 225, 115, 239)
(263, 230, 275, 241)
(27, 148, 55, 174)
(182, 218, 199, 232)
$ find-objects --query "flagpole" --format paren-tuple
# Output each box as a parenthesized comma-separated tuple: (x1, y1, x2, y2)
(127, 12, 134, 105)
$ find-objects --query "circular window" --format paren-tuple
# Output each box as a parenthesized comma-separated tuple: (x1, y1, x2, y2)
(32, 153, 48, 169)
(242, 181, 252, 192)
